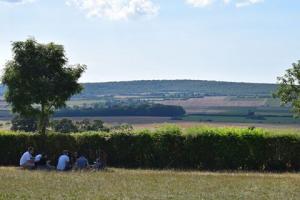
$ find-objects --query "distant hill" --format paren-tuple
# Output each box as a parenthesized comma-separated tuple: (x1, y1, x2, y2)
(0, 80, 277, 99)
(77, 80, 277, 99)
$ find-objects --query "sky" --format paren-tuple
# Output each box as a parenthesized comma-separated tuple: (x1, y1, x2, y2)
(1, 0, 300, 83)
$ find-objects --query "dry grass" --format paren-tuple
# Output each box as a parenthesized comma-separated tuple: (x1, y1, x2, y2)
(0, 168, 299, 200)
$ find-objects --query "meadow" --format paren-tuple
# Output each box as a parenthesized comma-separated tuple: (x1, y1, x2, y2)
(0, 168, 299, 200)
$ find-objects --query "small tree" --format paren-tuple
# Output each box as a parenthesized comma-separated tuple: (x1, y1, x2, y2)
(2, 38, 86, 134)
(92, 120, 104, 131)
(76, 119, 105, 132)
(11, 115, 38, 132)
(51, 119, 78, 133)
(274, 60, 300, 115)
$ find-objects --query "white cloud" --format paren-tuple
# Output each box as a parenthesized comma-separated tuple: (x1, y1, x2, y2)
(185, 0, 214, 7)
(0, 0, 264, 20)
(66, 0, 159, 20)
(185, 0, 264, 7)
(0, 0, 35, 4)
(235, 0, 264, 7)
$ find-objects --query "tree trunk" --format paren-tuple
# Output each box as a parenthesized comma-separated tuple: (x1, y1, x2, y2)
(38, 104, 48, 135)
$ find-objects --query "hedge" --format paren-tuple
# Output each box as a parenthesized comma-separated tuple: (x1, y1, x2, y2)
(0, 126, 299, 171)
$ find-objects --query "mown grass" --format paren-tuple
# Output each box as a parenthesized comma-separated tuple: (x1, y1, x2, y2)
(0, 168, 299, 200)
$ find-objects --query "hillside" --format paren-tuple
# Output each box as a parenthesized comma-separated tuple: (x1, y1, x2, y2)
(0, 80, 277, 99)
(76, 80, 277, 99)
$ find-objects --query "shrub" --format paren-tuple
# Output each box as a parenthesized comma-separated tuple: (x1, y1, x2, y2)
(51, 119, 108, 133)
(75, 119, 106, 132)
(51, 119, 78, 133)
(110, 123, 133, 132)
(0, 126, 299, 171)
(11, 115, 38, 132)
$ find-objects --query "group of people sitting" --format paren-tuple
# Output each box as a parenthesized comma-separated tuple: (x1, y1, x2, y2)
(19, 147, 107, 171)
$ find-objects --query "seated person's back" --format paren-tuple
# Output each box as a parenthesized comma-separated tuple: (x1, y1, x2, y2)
(75, 154, 89, 169)
(20, 147, 35, 168)
(57, 150, 70, 171)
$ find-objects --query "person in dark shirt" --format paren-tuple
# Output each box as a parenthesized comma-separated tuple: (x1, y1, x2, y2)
(71, 151, 78, 168)
(74, 152, 89, 170)
(94, 150, 107, 170)
(35, 153, 53, 170)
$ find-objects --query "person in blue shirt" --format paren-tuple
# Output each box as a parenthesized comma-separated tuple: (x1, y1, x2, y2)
(74, 152, 89, 170)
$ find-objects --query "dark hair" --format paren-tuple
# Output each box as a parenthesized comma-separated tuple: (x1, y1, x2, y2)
(28, 147, 34, 151)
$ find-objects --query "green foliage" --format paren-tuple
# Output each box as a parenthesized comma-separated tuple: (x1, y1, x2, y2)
(0, 127, 299, 171)
(51, 119, 107, 133)
(75, 119, 105, 132)
(275, 60, 300, 115)
(1, 38, 86, 134)
(11, 115, 38, 132)
(51, 119, 78, 133)
(110, 123, 133, 132)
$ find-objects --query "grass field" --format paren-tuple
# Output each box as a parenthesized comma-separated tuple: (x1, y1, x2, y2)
(0, 168, 299, 200)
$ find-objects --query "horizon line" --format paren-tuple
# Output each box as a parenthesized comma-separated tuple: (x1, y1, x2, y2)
(79, 79, 278, 85)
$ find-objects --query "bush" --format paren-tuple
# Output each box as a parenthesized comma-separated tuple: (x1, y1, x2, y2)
(11, 115, 38, 132)
(51, 119, 78, 133)
(51, 119, 108, 133)
(75, 119, 106, 132)
(0, 126, 299, 171)
(110, 123, 133, 131)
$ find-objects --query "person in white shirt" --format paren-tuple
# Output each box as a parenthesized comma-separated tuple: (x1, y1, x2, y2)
(57, 150, 70, 171)
(20, 147, 35, 169)
(35, 154, 42, 163)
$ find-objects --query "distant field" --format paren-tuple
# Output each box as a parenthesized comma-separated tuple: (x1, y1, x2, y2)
(0, 168, 299, 200)
(1, 115, 300, 131)
(0, 94, 297, 128)
(66, 99, 105, 107)
(156, 97, 277, 114)
(182, 114, 300, 124)
(54, 116, 300, 131)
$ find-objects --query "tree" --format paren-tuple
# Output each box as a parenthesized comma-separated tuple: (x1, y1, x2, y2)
(2, 38, 86, 134)
(11, 115, 38, 132)
(75, 119, 105, 132)
(274, 60, 300, 115)
(92, 120, 104, 131)
(51, 119, 78, 133)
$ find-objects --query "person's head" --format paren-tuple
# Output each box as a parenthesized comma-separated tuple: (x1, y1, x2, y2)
(63, 150, 69, 156)
(28, 147, 34, 154)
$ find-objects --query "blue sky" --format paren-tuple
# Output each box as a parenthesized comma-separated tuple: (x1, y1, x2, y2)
(1, 0, 300, 83)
